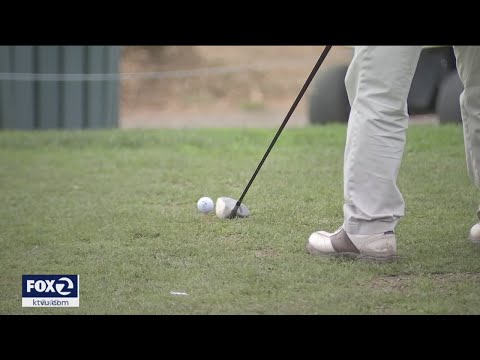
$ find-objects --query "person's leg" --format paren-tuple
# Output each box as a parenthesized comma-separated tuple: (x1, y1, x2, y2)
(307, 46, 422, 260)
(453, 46, 480, 243)
(343, 46, 422, 235)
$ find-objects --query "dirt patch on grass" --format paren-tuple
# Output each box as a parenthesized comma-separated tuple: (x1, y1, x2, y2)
(371, 275, 412, 291)
(254, 248, 279, 259)
(429, 272, 480, 283)
(371, 272, 480, 292)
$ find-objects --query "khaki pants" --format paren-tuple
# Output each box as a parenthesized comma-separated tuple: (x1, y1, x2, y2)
(343, 46, 480, 235)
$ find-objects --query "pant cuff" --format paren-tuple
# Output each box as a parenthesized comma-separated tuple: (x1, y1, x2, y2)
(344, 219, 398, 235)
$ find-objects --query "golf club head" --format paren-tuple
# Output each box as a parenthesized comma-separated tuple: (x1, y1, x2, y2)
(216, 197, 250, 219)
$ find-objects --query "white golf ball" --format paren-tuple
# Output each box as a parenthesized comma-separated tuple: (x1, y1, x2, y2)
(470, 223, 480, 243)
(197, 197, 214, 214)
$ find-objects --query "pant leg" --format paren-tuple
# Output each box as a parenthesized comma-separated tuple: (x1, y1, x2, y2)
(453, 47, 480, 194)
(343, 46, 422, 235)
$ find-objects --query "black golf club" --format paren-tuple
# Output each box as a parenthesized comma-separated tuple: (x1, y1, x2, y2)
(228, 45, 333, 218)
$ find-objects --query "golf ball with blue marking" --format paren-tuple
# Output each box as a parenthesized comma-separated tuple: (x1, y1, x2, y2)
(197, 197, 214, 213)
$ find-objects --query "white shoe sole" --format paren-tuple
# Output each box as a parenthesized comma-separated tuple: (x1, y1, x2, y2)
(306, 243, 400, 263)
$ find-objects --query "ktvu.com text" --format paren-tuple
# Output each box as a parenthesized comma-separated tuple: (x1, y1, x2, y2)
(22, 275, 80, 307)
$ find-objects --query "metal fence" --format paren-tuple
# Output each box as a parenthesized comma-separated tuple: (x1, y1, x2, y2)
(0, 46, 120, 130)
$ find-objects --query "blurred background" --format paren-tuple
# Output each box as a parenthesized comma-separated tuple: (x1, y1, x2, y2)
(1, 46, 463, 130)
(120, 46, 353, 128)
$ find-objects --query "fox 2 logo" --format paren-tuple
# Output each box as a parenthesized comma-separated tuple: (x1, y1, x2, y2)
(22, 275, 79, 298)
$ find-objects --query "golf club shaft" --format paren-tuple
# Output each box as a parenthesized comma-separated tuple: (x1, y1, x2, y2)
(230, 45, 333, 218)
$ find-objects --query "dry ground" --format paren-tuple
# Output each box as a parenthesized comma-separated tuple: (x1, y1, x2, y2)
(119, 46, 354, 128)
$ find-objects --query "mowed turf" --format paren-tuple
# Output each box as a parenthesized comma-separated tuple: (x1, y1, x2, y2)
(1, 124, 480, 314)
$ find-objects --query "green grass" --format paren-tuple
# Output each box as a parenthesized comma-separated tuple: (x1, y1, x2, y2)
(1, 124, 480, 314)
